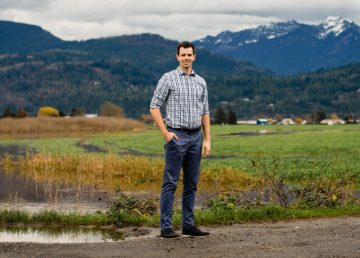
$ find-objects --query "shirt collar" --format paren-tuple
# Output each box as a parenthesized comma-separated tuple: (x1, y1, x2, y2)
(177, 67, 196, 77)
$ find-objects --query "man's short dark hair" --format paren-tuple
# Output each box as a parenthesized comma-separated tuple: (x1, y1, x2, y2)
(177, 41, 195, 56)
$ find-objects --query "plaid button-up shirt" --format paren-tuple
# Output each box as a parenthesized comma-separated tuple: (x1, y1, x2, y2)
(150, 67, 210, 129)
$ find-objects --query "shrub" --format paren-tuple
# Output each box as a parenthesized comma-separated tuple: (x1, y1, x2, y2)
(16, 109, 28, 118)
(107, 188, 158, 226)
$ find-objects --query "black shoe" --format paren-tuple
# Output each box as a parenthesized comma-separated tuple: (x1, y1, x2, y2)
(160, 228, 180, 238)
(182, 226, 210, 236)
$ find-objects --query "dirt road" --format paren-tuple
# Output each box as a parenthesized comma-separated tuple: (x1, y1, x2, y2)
(1, 216, 360, 258)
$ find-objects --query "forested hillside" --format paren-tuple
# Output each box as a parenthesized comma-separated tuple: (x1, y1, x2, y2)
(207, 63, 360, 118)
(0, 37, 269, 117)
(1, 21, 359, 119)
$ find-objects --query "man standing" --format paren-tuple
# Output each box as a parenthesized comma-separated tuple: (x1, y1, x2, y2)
(150, 41, 211, 238)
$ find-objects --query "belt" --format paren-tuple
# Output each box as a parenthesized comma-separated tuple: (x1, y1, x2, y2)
(167, 126, 201, 133)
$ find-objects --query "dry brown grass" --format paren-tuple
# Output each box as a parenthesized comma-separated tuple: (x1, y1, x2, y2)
(14, 153, 262, 194)
(0, 117, 144, 135)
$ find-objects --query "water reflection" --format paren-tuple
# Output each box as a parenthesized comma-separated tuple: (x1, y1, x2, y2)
(0, 227, 126, 243)
(0, 167, 110, 212)
(0, 165, 206, 213)
(0, 153, 225, 213)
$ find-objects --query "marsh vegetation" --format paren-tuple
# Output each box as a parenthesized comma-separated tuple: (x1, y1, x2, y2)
(1, 123, 360, 227)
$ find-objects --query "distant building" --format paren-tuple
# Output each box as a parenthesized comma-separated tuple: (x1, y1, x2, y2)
(256, 118, 269, 125)
(85, 114, 98, 118)
(278, 118, 295, 125)
(320, 119, 345, 125)
(237, 120, 257, 125)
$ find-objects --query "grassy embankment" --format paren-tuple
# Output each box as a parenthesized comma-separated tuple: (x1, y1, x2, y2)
(1, 120, 360, 227)
(2, 205, 360, 228)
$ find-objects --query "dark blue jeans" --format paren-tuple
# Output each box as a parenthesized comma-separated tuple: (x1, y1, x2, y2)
(160, 128, 203, 230)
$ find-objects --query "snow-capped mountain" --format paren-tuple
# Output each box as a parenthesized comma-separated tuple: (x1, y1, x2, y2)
(199, 20, 301, 47)
(195, 17, 360, 74)
(318, 16, 355, 38)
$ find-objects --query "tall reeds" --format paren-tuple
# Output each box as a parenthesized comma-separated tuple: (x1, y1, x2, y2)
(17, 153, 261, 194)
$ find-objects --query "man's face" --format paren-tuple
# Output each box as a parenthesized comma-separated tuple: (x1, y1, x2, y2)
(177, 47, 196, 70)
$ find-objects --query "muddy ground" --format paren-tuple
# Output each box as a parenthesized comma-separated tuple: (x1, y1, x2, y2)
(0, 216, 359, 258)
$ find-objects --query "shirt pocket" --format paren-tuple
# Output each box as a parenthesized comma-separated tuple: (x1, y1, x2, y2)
(195, 84, 205, 102)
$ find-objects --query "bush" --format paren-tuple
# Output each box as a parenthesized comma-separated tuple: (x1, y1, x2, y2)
(107, 188, 158, 226)
(16, 109, 28, 118)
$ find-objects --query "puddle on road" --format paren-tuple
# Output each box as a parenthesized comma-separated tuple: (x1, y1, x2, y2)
(0, 227, 154, 243)
(0, 227, 121, 243)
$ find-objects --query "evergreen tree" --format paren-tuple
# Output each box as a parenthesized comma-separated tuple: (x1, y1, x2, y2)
(215, 106, 227, 124)
(1, 108, 16, 118)
(228, 110, 237, 124)
(71, 108, 84, 117)
(311, 111, 326, 124)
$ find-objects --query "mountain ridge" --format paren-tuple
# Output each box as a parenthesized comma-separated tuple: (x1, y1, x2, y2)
(0, 20, 66, 53)
(195, 16, 360, 74)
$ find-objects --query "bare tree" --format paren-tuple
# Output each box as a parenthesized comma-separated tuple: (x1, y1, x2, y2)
(100, 101, 124, 117)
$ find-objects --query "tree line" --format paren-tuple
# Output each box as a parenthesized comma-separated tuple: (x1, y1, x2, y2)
(0, 101, 125, 119)
(1, 48, 360, 120)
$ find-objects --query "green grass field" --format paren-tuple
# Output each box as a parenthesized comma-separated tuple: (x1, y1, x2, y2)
(1, 124, 359, 183)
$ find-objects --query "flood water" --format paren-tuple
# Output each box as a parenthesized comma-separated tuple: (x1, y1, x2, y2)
(0, 227, 124, 243)
(0, 167, 110, 212)
(0, 226, 156, 243)
(0, 166, 158, 243)
(0, 167, 207, 214)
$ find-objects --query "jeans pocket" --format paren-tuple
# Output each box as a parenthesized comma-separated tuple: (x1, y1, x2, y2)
(164, 138, 174, 148)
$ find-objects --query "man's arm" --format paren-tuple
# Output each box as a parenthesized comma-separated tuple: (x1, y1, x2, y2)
(201, 114, 211, 158)
(150, 108, 178, 142)
(150, 74, 178, 142)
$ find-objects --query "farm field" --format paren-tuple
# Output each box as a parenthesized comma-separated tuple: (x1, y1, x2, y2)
(1, 124, 360, 202)
(1, 124, 360, 180)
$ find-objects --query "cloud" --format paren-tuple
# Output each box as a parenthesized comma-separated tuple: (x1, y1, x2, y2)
(0, 0, 359, 41)
(0, 0, 51, 10)
(121, 14, 280, 40)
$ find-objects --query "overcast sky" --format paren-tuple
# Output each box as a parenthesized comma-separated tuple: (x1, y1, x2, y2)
(0, 0, 359, 41)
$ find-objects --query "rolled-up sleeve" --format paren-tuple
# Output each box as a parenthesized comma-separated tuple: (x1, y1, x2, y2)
(150, 74, 169, 109)
(203, 83, 210, 115)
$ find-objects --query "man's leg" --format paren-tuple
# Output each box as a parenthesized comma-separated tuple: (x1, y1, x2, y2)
(181, 131, 202, 229)
(160, 134, 187, 230)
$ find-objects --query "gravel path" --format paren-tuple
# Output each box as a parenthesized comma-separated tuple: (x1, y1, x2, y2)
(1, 216, 360, 258)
